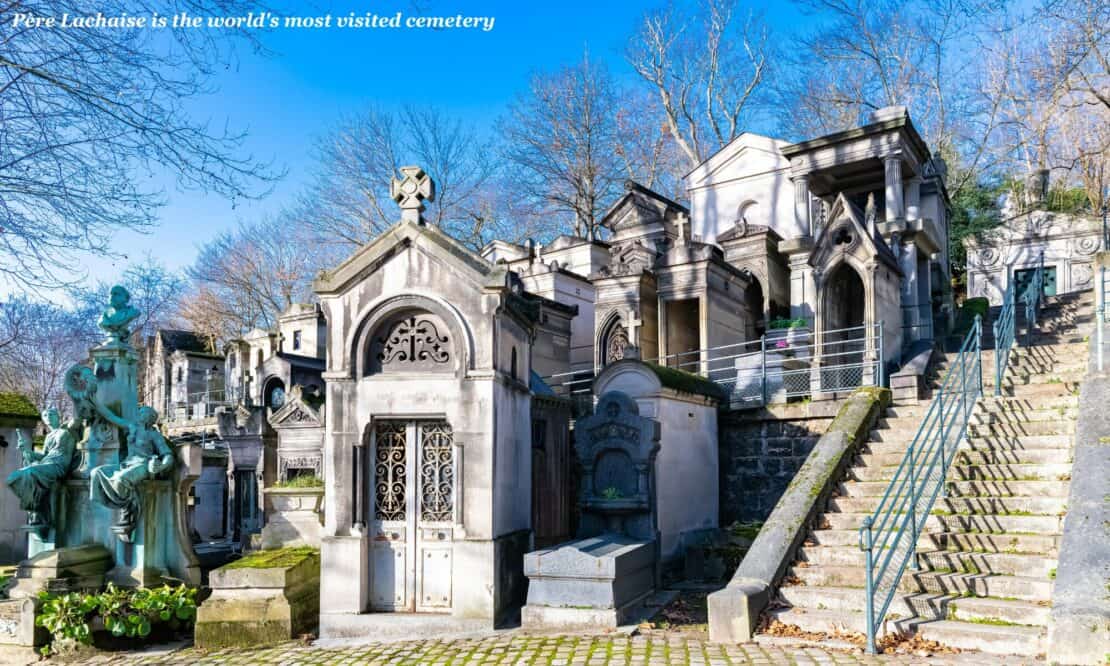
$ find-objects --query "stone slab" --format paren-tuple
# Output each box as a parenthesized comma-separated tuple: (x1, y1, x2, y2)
(524, 536, 655, 612)
(7, 544, 111, 599)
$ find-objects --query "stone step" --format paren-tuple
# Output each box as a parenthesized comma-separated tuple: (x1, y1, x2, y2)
(970, 408, 1081, 423)
(944, 595, 1052, 626)
(858, 448, 1070, 467)
(966, 421, 1076, 437)
(837, 479, 1071, 498)
(928, 531, 1060, 556)
(826, 495, 1067, 516)
(949, 463, 1073, 482)
(766, 606, 869, 636)
(777, 585, 864, 613)
(819, 512, 1064, 536)
(861, 434, 1073, 453)
(912, 620, 1046, 656)
(978, 395, 1080, 410)
(797, 546, 1056, 577)
(981, 383, 1080, 399)
(982, 372, 1084, 387)
(788, 566, 1054, 601)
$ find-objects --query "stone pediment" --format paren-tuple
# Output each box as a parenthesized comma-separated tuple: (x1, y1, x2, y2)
(810, 194, 901, 274)
(600, 181, 688, 235)
(684, 133, 790, 188)
(715, 222, 780, 244)
(314, 219, 504, 297)
(268, 390, 323, 429)
(596, 241, 655, 278)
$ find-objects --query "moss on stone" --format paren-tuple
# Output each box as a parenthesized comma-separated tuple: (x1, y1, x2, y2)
(224, 546, 318, 570)
(644, 363, 728, 401)
(0, 392, 38, 419)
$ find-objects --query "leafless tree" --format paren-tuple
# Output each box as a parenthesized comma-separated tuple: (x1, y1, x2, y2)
(627, 0, 771, 168)
(182, 216, 323, 344)
(0, 298, 86, 412)
(295, 106, 500, 251)
(0, 0, 281, 290)
(498, 53, 628, 239)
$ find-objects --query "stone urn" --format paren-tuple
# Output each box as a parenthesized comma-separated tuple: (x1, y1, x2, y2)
(259, 487, 324, 549)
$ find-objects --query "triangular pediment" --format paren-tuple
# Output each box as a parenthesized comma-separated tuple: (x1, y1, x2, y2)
(314, 220, 504, 297)
(810, 194, 901, 273)
(684, 133, 790, 188)
(601, 181, 687, 233)
(268, 393, 323, 428)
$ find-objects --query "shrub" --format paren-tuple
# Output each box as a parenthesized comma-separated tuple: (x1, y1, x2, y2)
(273, 475, 324, 488)
(953, 297, 989, 337)
(36, 583, 197, 656)
(768, 317, 808, 330)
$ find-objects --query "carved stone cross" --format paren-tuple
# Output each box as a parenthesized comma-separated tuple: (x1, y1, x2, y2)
(391, 166, 436, 224)
(625, 309, 643, 345)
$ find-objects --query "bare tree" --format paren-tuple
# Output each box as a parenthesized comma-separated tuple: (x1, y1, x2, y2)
(0, 298, 86, 412)
(68, 256, 188, 349)
(183, 216, 323, 344)
(627, 0, 771, 168)
(295, 106, 500, 251)
(1043, 0, 1110, 111)
(0, 0, 281, 290)
(498, 52, 627, 239)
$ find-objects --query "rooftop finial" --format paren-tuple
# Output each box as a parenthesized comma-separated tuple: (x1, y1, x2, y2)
(391, 166, 436, 224)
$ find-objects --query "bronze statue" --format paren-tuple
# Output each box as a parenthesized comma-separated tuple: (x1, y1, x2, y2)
(97, 285, 141, 346)
(5, 409, 78, 534)
(88, 404, 174, 542)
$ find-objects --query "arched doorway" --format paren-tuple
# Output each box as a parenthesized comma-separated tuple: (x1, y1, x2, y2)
(263, 377, 286, 409)
(821, 263, 867, 390)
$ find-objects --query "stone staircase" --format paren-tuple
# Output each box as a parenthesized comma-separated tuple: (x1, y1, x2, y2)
(765, 290, 1093, 656)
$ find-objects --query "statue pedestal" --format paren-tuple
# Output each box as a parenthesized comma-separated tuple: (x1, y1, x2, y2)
(77, 345, 139, 476)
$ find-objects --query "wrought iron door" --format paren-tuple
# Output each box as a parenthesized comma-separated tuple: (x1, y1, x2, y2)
(370, 420, 455, 613)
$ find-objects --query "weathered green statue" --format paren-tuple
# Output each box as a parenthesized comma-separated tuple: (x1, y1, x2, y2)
(89, 404, 174, 542)
(97, 284, 141, 346)
(5, 409, 79, 533)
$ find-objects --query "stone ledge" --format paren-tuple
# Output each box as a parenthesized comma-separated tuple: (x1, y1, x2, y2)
(708, 386, 890, 643)
(1046, 341, 1110, 666)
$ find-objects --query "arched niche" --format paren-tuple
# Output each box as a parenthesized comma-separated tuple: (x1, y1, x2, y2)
(596, 311, 630, 368)
(349, 294, 473, 379)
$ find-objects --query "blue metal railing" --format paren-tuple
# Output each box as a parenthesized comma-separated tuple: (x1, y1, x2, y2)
(993, 280, 1017, 396)
(1022, 252, 1046, 345)
(859, 315, 983, 654)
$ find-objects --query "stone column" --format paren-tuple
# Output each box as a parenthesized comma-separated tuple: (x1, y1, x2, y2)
(793, 174, 812, 237)
(899, 241, 919, 344)
(884, 156, 905, 222)
(905, 177, 922, 221)
(787, 253, 816, 322)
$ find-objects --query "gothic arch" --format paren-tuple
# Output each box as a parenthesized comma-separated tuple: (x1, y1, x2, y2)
(596, 310, 630, 369)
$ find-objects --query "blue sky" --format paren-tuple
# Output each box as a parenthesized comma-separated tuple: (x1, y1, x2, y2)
(85, 0, 815, 284)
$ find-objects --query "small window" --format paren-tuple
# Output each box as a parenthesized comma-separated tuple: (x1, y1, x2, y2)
(292, 330, 302, 351)
(175, 367, 183, 382)
(510, 348, 518, 381)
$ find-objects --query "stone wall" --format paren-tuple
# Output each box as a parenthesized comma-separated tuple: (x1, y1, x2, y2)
(718, 399, 844, 525)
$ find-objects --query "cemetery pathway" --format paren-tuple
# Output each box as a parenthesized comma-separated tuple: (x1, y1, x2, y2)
(65, 633, 1039, 665)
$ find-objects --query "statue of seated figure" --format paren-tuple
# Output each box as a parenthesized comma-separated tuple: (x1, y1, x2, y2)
(89, 404, 174, 542)
(5, 409, 79, 534)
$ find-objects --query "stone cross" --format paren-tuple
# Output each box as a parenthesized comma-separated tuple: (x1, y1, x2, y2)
(391, 166, 436, 224)
(625, 310, 643, 345)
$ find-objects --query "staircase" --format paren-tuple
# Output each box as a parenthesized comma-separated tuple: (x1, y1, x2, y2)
(764, 290, 1093, 656)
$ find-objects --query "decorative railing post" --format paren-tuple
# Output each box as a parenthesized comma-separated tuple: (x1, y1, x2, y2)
(878, 321, 885, 387)
(975, 315, 983, 391)
(861, 516, 876, 654)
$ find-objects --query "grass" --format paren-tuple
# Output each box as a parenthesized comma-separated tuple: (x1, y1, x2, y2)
(1048, 567, 1057, 580)
(964, 616, 1023, 626)
(272, 475, 324, 489)
(224, 546, 319, 570)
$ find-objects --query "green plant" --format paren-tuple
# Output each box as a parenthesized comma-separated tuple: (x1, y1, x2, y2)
(35, 583, 197, 655)
(768, 317, 808, 330)
(600, 486, 623, 500)
(35, 591, 98, 652)
(273, 475, 324, 488)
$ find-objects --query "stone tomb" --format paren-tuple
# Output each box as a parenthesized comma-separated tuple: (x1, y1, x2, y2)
(523, 391, 660, 631)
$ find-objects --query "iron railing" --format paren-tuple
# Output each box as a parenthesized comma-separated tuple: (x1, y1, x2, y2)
(1022, 252, 1046, 345)
(543, 322, 886, 411)
(165, 389, 233, 421)
(859, 315, 983, 654)
(993, 279, 1017, 396)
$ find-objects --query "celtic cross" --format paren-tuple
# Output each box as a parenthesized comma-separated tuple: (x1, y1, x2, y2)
(391, 166, 436, 224)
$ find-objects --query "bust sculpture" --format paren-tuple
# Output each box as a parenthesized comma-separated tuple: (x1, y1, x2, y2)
(89, 404, 174, 541)
(97, 285, 141, 346)
(5, 409, 79, 534)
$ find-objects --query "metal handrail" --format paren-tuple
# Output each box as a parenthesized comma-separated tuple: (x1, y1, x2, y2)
(859, 315, 982, 654)
(1022, 252, 1046, 345)
(993, 281, 1016, 396)
(542, 322, 887, 409)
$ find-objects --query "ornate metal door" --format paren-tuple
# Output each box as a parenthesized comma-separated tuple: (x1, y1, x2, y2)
(370, 420, 455, 613)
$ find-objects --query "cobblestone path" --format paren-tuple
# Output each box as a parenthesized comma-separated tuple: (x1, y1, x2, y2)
(70, 633, 1038, 665)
